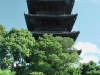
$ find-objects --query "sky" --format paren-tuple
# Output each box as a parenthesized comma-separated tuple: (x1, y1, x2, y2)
(0, 0, 100, 64)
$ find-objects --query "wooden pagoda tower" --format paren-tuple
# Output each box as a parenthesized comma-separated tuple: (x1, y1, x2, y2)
(24, 0, 81, 54)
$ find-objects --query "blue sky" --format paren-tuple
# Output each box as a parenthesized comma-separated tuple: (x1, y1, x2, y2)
(0, 0, 100, 63)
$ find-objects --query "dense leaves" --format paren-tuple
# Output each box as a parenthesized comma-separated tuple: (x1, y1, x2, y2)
(0, 70, 15, 75)
(80, 61, 100, 75)
(28, 34, 80, 75)
(2, 25, 99, 75)
(0, 24, 11, 69)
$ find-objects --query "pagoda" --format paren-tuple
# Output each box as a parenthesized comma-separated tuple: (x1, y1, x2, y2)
(24, 0, 81, 54)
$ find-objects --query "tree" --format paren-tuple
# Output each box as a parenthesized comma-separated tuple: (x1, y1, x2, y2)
(4, 27, 36, 75)
(0, 24, 12, 70)
(0, 70, 15, 75)
(29, 34, 81, 75)
(0, 25, 81, 75)
(80, 61, 100, 75)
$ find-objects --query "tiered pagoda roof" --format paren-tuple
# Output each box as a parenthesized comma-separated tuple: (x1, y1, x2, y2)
(24, 0, 81, 56)
(24, 14, 77, 32)
(24, 0, 80, 42)
(31, 31, 80, 41)
(26, 0, 75, 14)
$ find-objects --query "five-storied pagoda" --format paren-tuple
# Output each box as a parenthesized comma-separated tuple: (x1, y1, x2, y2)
(24, 0, 81, 54)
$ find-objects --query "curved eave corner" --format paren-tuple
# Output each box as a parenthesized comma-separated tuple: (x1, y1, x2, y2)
(77, 50, 82, 55)
(67, 13, 78, 32)
(75, 31, 80, 41)
(68, 0, 75, 14)
(72, 31, 80, 42)
(68, 49, 82, 55)
(24, 13, 31, 31)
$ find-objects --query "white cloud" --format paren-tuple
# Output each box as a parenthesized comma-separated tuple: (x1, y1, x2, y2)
(75, 42, 99, 57)
(98, 50, 100, 54)
(75, 42, 100, 63)
(80, 55, 99, 63)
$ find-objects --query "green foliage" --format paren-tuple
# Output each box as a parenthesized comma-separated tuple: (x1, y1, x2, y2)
(5, 28, 35, 58)
(0, 25, 36, 74)
(0, 58, 13, 69)
(80, 61, 100, 75)
(0, 24, 12, 70)
(0, 70, 15, 75)
(0, 25, 81, 75)
(30, 72, 45, 75)
(55, 36, 74, 52)
(29, 34, 80, 75)
(0, 24, 7, 37)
